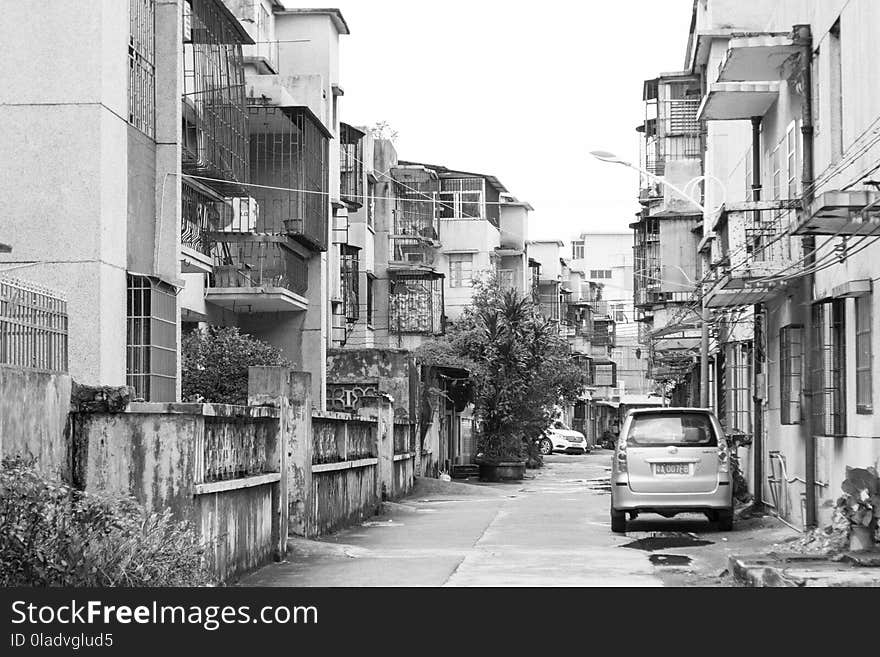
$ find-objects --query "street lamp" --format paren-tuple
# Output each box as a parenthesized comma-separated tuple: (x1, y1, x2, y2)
(591, 148, 715, 408)
(589, 150, 707, 214)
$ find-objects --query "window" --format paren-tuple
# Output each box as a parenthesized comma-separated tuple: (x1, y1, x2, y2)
(366, 274, 374, 327)
(340, 246, 359, 323)
(449, 254, 474, 288)
(829, 19, 843, 160)
(786, 122, 799, 199)
(572, 241, 585, 260)
(811, 300, 846, 436)
(438, 179, 485, 220)
(129, 0, 156, 137)
(589, 270, 612, 280)
(126, 274, 177, 402)
(780, 325, 803, 425)
(389, 275, 444, 335)
(856, 294, 872, 414)
(626, 412, 717, 447)
(745, 146, 755, 201)
(497, 269, 515, 291)
(724, 341, 753, 437)
(771, 144, 782, 201)
(366, 182, 376, 230)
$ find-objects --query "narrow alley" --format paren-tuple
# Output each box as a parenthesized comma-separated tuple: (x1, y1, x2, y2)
(242, 452, 796, 587)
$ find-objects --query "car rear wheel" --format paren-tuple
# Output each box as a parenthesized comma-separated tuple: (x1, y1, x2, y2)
(539, 438, 553, 455)
(717, 509, 734, 532)
(610, 508, 626, 533)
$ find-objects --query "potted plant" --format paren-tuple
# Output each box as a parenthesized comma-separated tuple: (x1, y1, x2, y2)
(834, 466, 880, 552)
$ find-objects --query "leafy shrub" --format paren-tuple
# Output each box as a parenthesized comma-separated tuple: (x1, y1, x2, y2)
(182, 326, 290, 404)
(835, 465, 880, 532)
(0, 458, 210, 587)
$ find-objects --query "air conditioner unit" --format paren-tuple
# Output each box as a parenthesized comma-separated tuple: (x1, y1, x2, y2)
(222, 197, 259, 232)
(405, 251, 426, 264)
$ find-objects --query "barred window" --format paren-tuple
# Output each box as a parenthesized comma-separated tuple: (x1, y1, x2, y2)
(127, 274, 177, 402)
(449, 254, 473, 288)
(856, 294, 872, 414)
(129, 0, 156, 137)
(779, 325, 803, 425)
(811, 300, 846, 436)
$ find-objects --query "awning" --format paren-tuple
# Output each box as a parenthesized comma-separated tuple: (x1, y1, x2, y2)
(717, 35, 802, 82)
(698, 81, 781, 121)
(795, 190, 880, 236)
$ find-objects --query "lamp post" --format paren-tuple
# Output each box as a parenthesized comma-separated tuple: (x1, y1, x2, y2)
(590, 150, 715, 408)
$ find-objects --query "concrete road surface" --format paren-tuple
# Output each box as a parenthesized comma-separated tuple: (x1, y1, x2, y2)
(240, 452, 797, 587)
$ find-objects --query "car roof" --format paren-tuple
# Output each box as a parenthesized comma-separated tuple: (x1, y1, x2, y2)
(626, 407, 716, 415)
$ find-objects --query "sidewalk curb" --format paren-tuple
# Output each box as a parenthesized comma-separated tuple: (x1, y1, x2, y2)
(729, 556, 801, 587)
(730, 554, 880, 587)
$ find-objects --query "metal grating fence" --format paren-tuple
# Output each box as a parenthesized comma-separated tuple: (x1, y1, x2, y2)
(0, 277, 68, 372)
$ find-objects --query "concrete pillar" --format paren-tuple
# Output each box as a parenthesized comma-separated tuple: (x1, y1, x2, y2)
(248, 367, 290, 558)
(357, 393, 394, 500)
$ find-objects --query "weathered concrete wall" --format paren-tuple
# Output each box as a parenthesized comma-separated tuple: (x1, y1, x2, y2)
(310, 464, 380, 536)
(0, 366, 72, 481)
(72, 403, 283, 584)
(392, 455, 415, 500)
(73, 409, 197, 514)
(327, 348, 418, 420)
(196, 483, 276, 584)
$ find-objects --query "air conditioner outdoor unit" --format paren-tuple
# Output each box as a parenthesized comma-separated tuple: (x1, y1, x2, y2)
(405, 251, 426, 264)
(222, 197, 259, 232)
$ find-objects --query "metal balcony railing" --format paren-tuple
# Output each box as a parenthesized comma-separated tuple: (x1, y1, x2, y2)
(182, 0, 249, 189)
(248, 105, 330, 251)
(210, 238, 308, 295)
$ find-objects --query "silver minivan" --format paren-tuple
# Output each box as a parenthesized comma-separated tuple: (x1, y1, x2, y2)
(610, 408, 734, 533)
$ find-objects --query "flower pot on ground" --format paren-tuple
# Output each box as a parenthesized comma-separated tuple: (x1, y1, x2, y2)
(835, 466, 880, 552)
(477, 461, 526, 483)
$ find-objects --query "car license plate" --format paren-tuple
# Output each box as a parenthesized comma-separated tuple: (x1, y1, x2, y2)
(655, 463, 689, 475)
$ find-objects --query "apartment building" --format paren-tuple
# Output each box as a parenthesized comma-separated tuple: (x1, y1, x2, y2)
(641, 0, 880, 528)
(570, 231, 652, 395)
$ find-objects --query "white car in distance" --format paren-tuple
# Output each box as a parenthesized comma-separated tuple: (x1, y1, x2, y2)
(538, 421, 590, 455)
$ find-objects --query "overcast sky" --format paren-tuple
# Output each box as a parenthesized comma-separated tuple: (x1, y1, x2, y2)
(305, 0, 695, 243)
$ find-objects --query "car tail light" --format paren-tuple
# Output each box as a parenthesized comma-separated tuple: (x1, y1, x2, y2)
(718, 443, 730, 473)
(616, 440, 628, 473)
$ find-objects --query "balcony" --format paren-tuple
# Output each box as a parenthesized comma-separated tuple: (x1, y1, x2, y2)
(248, 104, 331, 251)
(206, 236, 309, 313)
(796, 190, 880, 236)
(705, 201, 802, 308)
(182, 0, 252, 192)
(181, 179, 224, 274)
(340, 123, 366, 209)
(389, 273, 444, 336)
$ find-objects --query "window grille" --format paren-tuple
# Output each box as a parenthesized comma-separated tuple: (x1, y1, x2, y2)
(182, 0, 249, 185)
(449, 254, 474, 288)
(389, 275, 444, 335)
(779, 325, 803, 425)
(366, 182, 376, 230)
(593, 362, 617, 387)
(856, 294, 872, 414)
(340, 246, 360, 323)
(126, 274, 177, 402)
(340, 124, 365, 207)
(0, 277, 68, 372)
(721, 341, 753, 437)
(811, 300, 846, 436)
(786, 122, 799, 199)
(181, 180, 223, 256)
(249, 105, 329, 250)
(366, 274, 374, 326)
(129, 0, 156, 138)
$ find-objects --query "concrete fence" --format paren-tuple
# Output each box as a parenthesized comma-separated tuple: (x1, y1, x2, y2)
(1, 364, 417, 583)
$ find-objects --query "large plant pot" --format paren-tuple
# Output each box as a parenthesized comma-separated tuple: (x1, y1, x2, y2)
(478, 461, 526, 483)
(849, 525, 876, 552)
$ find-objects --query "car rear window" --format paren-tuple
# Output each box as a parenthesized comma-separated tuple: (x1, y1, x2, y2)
(626, 412, 717, 447)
